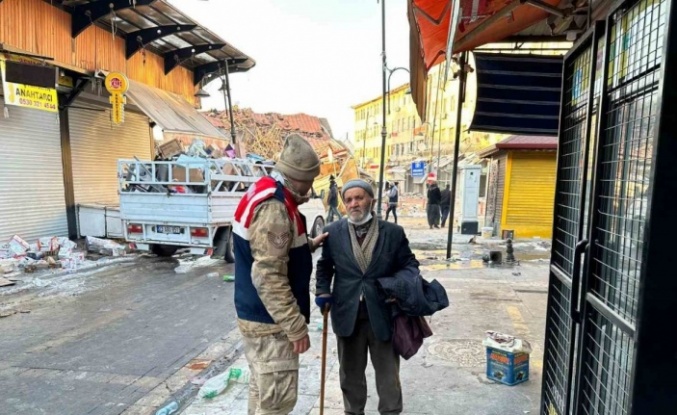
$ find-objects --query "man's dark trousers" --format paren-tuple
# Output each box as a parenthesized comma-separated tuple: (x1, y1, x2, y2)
(336, 301, 402, 415)
(440, 205, 450, 227)
(427, 204, 440, 228)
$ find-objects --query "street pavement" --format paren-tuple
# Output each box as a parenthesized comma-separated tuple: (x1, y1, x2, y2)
(180, 259, 549, 415)
(0, 255, 240, 415)
(0, 217, 551, 415)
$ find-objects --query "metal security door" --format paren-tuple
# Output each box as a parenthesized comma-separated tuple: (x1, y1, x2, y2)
(542, 0, 673, 413)
(541, 22, 603, 415)
(574, 0, 669, 413)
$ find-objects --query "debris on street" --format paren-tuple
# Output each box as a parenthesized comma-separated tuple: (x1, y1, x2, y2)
(199, 367, 250, 400)
(174, 256, 222, 274)
(86, 236, 128, 257)
(483, 331, 533, 386)
(0, 276, 15, 287)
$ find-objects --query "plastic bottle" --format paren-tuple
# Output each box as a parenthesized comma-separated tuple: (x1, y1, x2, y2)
(155, 401, 178, 415)
(200, 372, 230, 399)
(199, 367, 250, 400)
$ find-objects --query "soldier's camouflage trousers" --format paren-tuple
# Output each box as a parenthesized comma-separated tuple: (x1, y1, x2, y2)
(243, 331, 299, 415)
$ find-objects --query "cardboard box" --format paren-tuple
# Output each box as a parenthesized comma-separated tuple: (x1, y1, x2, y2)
(485, 347, 530, 386)
(159, 139, 184, 159)
(172, 166, 204, 183)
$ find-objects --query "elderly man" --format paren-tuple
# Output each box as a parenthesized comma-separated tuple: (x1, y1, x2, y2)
(233, 134, 328, 415)
(315, 179, 420, 415)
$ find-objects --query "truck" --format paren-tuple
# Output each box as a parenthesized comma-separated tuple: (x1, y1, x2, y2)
(116, 157, 327, 262)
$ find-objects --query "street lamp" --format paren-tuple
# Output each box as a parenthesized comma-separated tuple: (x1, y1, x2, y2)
(375, 0, 413, 218)
(375, 0, 388, 219)
(386, 66, 411, 114)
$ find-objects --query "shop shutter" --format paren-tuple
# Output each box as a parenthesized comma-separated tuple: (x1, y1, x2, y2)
(504, 152, 557, 238)
(68, 107, 152, 205)
(0, 102, 68, 241)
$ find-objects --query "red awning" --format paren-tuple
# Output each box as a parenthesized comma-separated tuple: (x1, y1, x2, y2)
(409, 0, 563, 120)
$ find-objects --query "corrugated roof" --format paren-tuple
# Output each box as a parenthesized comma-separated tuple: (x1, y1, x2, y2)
(498, 135, 558, 148)
(47, 0, 255, 82)
(479, 134, 557, 157)
(127, 79, 226, 139)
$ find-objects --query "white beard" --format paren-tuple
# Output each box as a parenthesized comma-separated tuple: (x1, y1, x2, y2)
(347, 212, 373, 226)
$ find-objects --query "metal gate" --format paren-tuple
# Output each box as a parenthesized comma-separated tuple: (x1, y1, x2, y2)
(541, 0, 673, 413)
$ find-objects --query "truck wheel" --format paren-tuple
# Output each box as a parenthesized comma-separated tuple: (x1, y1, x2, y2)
(151, 244, 178, 257)
(225, 228, 235, 264)
(311, 217, 325, 239)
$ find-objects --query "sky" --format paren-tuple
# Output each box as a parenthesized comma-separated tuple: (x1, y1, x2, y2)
(168, 0, 413, 142)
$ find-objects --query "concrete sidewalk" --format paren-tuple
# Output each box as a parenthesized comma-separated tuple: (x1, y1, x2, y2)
(180, 262, 548, 415)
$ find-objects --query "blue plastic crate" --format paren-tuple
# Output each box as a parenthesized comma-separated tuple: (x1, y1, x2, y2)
(486, 347, 530, 386)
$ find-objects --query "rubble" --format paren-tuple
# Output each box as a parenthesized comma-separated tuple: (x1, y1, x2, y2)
(86, 236, 127, 257)
(0, 233, 129, 279)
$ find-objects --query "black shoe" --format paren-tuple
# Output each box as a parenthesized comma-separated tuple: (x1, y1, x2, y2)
(434, 225, 440, 229)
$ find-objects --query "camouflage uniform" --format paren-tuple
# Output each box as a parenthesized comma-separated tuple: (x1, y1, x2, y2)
(239, 199, 317, 415)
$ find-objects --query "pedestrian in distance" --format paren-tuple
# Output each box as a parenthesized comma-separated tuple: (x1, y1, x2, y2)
(327, 175, 341, 223)
(426, 180, 442, 229)
(440, 184, 451, 228)
(385, 181, 399, 224)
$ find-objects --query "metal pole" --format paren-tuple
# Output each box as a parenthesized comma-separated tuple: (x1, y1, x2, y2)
(436, 99, 443, 184)
(429, 67, 443, 177)
(222, 61, 236, 145)
(376, 0, 387, 219)
(446, 51, 467, 260)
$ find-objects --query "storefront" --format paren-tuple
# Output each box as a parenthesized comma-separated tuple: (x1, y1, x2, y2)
(0, 100, 68, 241)
(0, 54, 69, 241)
(68, 91, 153, 207)
(67, 78, 228, 238)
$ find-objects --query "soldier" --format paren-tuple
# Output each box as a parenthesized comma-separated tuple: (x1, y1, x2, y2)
(232, 134, 328, 415)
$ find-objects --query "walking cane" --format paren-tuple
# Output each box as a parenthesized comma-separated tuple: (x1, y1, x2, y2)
(319, 305, 329, 415)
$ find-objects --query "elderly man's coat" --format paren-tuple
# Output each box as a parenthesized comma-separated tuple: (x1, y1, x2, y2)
(315, 218, 419, 342)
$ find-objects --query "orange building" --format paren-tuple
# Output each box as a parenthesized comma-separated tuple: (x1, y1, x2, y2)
(0, 0, 254, 241)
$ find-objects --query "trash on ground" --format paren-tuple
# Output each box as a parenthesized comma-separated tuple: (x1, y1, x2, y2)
(0, 309, 17, 318)
(223, 275, 235, 282)
(7, 235, 30, 257)
(86, 236, 127, 257)
(483, 331, 532, 386)
(199, 366, 250, 400)
(205, 272, 219, 278)
(0, 234, 98, 277)
(155, 401, 179, 415)
(174, 256, 222, 274)
(0, 277, 16, 287)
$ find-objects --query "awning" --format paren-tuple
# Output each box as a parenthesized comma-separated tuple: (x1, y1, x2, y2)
(408, 0, 565, 121)
(126, 78, 226, 140)
(470, 52, 563, 135)
(45, 1, 255, 85)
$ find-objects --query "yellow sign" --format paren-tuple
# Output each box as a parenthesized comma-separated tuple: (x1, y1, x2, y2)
(105, 72, 129, 124)
(0, 59, 58, 113)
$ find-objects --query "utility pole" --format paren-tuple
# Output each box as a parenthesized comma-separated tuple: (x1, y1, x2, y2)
(376, 0, 387, 219)
(446, 51, 468, 260)
(221, 60, 236, 145)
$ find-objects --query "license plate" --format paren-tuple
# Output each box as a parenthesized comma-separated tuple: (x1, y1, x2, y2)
(157, 226, 182, 234)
